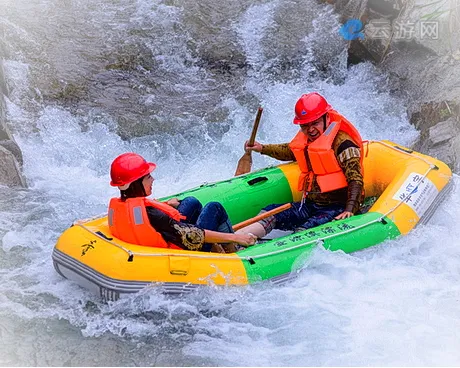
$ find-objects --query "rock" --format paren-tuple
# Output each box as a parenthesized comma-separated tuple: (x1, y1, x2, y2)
(329, 0, 460, 173)
(415, 117, 460, 171)
(452, 134, 460, 172)
(0, 110, 23, 166)
(0, 145, 26, 187)
(396, 0, 460, 58)
(336, 0, 460, 62)
(0, 58, 26, 187)
(367, 0, 401, 17)
(428, 143, 455, 168)
(428, 117, 460, 147)
(0, 139, 23, 166)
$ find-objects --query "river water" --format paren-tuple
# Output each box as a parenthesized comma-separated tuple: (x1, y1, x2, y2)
(1, 0, 459, 366)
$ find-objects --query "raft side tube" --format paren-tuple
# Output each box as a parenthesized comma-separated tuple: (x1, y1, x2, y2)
(238, 212, 401, 282)
(54, 221, 250, 287)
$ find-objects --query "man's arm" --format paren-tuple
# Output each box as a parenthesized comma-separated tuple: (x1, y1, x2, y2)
(261, 143, 296, 161)
(336, 140, 364, 215)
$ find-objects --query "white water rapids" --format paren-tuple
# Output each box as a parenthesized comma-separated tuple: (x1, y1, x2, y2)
(1, 0, 459, 366)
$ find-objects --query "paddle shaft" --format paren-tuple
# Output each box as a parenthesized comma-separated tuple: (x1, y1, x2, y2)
(247, 107, 263, 146)
(234, 107, 263, 176)
(232, 203, 292, 231)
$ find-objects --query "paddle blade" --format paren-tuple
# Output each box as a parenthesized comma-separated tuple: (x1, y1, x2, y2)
(234, 152, 252, 176)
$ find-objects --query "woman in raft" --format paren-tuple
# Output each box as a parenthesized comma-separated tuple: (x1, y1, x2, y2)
(107, 153, 257, 253)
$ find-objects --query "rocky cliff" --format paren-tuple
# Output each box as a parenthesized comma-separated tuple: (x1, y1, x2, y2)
(329, 0, 460, 172)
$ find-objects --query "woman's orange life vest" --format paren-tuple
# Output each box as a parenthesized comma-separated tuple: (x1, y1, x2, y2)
(108, 197, 186, 249)
(288, 110, 364, 193)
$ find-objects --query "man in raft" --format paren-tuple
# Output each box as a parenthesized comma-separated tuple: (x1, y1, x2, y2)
(108, 153, 257, 252)
(237, 92, 364, 238)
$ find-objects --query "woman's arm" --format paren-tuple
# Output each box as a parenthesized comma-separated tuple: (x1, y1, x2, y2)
(146, 207, 256, 250)
(204, 230, 257, 247)
(146, 207, 205, 250)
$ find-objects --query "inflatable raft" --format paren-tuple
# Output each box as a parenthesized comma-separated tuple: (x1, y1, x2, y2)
(53, 140, 452, 300)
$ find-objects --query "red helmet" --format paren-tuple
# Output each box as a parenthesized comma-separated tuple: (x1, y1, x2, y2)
(110, 153, 156, 188)
(293, 92, 332, 125)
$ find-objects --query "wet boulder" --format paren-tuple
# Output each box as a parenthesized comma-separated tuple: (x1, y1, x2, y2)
(0, 144, 25, 187)
(0, 61, 26, 188)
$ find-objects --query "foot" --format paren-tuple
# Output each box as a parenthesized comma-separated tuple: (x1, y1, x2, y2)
(210, 243, 226, 253)
(221, 243, 238, 253)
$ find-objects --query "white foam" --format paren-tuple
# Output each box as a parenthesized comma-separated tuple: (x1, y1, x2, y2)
(0, 0, 458, 366)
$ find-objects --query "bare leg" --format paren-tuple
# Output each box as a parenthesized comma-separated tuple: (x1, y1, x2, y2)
(235, 222, 266, 238)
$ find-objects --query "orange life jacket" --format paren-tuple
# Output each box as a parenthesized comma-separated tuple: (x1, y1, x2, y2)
(289, 110, 363, 193)
(108, 197, 186, 249)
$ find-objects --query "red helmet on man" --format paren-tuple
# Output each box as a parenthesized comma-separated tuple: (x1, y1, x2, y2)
(110, 153, 156, 190)
(293, 92, 332, 125)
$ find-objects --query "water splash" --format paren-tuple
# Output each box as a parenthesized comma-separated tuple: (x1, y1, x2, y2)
(0, 0, 458, 366)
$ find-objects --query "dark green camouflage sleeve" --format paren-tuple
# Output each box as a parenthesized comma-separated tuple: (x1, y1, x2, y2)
(337, 149, 364, 214)
(260, 143, 296, 161)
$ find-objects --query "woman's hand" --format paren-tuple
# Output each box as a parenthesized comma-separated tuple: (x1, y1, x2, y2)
(204, 231, 257, 247)
(166, 198, 181, 208)
(244, 140, 263, 153)
(233, 233, 257, 247)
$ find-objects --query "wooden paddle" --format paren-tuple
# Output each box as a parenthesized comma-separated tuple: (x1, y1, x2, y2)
(232, 203, 292, 231)
(234, 107, 263, 176)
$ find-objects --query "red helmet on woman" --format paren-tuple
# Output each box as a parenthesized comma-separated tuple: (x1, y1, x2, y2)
(293, 92, 332, 125)
(110, 153, 156, 189)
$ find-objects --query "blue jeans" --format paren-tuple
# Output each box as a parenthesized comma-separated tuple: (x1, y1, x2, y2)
(177, 196, 233, 251)
(260, 200, 345, 233)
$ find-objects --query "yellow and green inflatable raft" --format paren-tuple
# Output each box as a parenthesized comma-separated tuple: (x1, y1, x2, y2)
(53, 140, 453, 300)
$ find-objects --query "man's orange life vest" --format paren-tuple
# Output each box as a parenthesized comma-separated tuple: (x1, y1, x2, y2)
(108, 197, 186, 249)
(289, 110, 363, 193)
